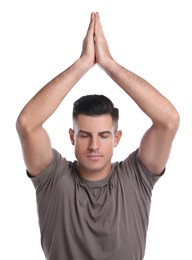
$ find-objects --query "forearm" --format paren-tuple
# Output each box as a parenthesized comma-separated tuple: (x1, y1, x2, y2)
(103, 60, 179, 128)
(17, 58, 90, 132)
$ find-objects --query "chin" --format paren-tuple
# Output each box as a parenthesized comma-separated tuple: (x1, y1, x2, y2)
(79, 160, 102, 170)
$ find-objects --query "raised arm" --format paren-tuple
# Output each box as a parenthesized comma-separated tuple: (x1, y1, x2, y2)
(94, 12, 180, 175)
(16, 13, 96, 176)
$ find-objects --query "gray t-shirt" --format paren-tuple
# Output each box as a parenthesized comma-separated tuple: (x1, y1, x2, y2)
(29, 148, 163, 260)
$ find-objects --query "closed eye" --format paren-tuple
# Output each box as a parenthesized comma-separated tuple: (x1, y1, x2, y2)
(99, 132, 112, 138)
(78, 131, 91, 138)
(78, 131, 112, 139)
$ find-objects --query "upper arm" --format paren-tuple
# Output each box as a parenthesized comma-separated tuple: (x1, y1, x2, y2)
(17, 121, 53, 177)
(138, 123, 178, 175)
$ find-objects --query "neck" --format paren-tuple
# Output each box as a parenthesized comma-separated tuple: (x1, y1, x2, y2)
(76, 163, 112, 181)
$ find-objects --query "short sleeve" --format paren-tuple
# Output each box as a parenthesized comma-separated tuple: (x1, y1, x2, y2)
(119, 148, 165, 202)
(27, 149, 69, 194)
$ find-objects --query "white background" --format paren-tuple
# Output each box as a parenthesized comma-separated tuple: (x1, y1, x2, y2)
(1, 0, 192, 259)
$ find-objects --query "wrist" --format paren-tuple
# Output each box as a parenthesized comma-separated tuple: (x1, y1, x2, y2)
(78, 55, 95, 72)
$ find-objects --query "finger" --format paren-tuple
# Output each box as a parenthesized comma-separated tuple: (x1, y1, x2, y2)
(86, 12, 95, 37)
(95, 12, 105, 37)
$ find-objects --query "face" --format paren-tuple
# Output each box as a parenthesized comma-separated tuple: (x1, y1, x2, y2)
(69, 114, 122, 180)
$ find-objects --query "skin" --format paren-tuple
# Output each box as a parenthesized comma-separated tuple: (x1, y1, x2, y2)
(16, 12, 180, 179)
(69, 114, 122, 181)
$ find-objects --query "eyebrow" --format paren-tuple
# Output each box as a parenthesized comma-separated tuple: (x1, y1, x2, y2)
(78, 130, 112, 135)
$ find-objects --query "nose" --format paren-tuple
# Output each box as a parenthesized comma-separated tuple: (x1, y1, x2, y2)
(88, 136, 100, 151)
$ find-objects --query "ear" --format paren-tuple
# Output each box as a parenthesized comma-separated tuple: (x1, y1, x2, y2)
(69, 128, 75, 145)
(114, 130, 122, 147)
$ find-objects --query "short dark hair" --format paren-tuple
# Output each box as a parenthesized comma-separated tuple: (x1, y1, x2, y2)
(73, 94, 119, 130)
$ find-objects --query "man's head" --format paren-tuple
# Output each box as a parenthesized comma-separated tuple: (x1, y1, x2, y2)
(69, 95, 122, 180)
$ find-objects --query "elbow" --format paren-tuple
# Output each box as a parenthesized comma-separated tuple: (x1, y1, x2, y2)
(154, 109, 180, 135)
(16, 112, 32, 137)
(16, 113, 27, 136)
(170, 110, 180, 131)
(165, 109, 180, 135)
(16, 109, 42, 137)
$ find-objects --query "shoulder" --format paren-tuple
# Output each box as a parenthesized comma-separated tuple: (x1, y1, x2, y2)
(28, 148, 74, 191)
(115, 148, 163, 187)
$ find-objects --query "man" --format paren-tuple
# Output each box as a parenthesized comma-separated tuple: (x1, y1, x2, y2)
(16, 12, 179, 260)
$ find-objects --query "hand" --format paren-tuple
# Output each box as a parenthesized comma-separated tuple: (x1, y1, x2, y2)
(80, 13, 96, 70)
(94, 12, 113, 69)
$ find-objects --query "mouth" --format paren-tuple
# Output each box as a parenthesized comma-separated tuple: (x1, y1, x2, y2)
(86, 154, 103, 160)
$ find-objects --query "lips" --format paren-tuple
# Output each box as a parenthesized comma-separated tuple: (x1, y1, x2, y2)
(86, 153, 103, 160)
